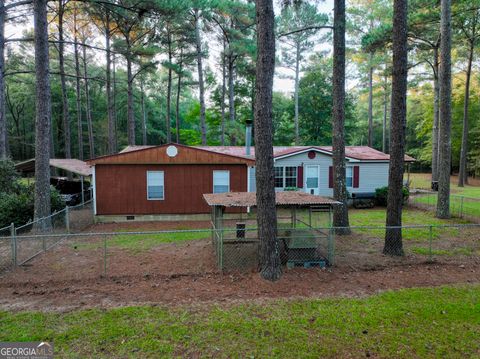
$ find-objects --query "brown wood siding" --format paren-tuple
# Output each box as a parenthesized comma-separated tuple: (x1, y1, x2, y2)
(95, 164, 248, 215)
(89, 144, 254, 166)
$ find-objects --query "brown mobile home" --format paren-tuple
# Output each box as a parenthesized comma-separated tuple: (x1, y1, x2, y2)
(87, 144, 254, 220)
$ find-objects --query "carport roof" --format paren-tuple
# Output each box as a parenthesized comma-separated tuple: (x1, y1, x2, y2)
(203, 191, 340, 207)
(15, 158, 92, 177)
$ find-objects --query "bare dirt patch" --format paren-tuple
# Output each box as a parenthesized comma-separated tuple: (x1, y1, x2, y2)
(0, 220, 479, 312)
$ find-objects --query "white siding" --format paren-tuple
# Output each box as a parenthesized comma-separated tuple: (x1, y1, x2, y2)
(248, 151, 390, 196)
(275, 152, 388, 196)
(275, 151, 332, 195)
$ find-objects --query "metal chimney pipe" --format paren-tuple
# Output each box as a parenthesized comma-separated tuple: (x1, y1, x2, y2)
(245, 120, 253, 156)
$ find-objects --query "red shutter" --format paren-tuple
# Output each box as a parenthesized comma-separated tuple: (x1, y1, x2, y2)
(353, 166, 360, 188)
(328, 166, 333, 188)
(297, 166, 303, 188)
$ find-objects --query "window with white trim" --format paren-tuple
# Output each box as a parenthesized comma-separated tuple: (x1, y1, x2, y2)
(147, 171, 164, 200)
(346, 167, 353, 187)
(274, 166, 297, 189)
(213, 170, 230, 193)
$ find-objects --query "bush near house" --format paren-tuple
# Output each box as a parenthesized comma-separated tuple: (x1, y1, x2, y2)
(375, 186, 410, 206)
(0, 159, 64, 228)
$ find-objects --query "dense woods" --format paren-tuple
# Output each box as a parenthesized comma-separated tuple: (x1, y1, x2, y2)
(0, 0, 478, 180)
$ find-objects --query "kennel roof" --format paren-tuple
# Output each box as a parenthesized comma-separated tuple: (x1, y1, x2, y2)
(203, 191, 340, 208)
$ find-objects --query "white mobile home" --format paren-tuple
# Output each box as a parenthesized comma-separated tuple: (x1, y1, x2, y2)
(197, 145, 415, 197)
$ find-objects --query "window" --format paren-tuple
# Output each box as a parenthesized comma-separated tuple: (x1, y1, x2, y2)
(147, 171, 164, 200)
(274, 167, 284, 188)
(285, 166, 297, 187)
(274, 166, 297, 188)
(346, 167, 353, 187)
(213, 170, 230, 193)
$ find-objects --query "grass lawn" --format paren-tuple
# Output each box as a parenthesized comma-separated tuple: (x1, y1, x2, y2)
(75, 230, 211, 253)
(1, 285, 479, 358)
(408, 173, 480, 198)
(348, 207, 469, 241)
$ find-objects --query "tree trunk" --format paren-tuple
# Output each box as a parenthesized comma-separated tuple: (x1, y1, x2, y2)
(105, 13, 115, 154)
(436, 0, 452, 219)
(195, 9, 207, 145)
(367, 55, 374, 148)
(458, 41, 474, 187)
(294, 41, 300, 145)
(332, 0, 351, 235)
(82, 43, 95, 158)
(382, 73, 388, 153)
(384, 0, 408, 256)
(141, 79, 147, 145)
(73, 7, 83, 160)
(431, 46, 440, 183)
(166, 28, 172, 143)
(254, 0, 281, 282)
(0, 0, 6, 159)
(126, 43, 135, 145)
(220, 38, 226, 145)
(33, 0, 52, 224)
(175, 53, 182, 144)
(228, 53, 236, 145)
(57, 0, 71, 160)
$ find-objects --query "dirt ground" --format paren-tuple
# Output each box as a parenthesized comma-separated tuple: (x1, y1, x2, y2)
(0, 221, 479, 312)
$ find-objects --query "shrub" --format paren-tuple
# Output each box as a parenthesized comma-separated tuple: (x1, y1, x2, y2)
(0, 159, 20, 194)
(375, 186, 410, 207)
(0, 183, 65, 228)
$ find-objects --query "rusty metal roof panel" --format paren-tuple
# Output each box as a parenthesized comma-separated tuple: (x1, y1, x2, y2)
(203, 191, 340, 207)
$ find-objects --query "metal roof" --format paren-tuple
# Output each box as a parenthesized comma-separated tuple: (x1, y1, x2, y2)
(119, 145, 416, 162)
(203, 191, 341, 207)
(15, 158, 92, 177)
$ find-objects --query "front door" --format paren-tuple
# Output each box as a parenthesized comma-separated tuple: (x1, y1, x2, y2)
(305, 165, 320, 195)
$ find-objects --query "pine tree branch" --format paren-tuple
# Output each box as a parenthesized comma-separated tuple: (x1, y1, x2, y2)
(277, 25, 333, 38)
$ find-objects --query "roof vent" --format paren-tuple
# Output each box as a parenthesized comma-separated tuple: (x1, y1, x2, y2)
(166, 145, 178, 157)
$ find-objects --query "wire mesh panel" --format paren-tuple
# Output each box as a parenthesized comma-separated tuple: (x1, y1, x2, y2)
(68, 200, 94, 233)
(409, 193, 480, 222)
(0, 225, 13, 273)
(14, 209, 68, 265)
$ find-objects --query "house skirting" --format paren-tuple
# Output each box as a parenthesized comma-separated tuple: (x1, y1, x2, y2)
(94, 213, 242, 223)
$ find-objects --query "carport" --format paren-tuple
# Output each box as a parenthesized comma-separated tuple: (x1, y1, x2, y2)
(15, 158, 92, 203)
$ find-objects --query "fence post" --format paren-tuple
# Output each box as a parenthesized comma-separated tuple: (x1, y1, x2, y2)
(460, 196, 464, 218)
(328, 226, 335, 266)
(103, 235, 107, 277)
(428, 225, 433, 262)
(65, 206, 70, 234)
(10, 223, 16, 267)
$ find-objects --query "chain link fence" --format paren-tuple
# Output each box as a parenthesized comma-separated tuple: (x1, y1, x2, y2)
(1, 223, 478, 283)
(409, 192, 480, 222)
(0, 200, 94, 273)
(0, 224, 13, 272)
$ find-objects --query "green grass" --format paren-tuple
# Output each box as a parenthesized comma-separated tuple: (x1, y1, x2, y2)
(413, 194, 480, 218)
(1, 285, 479, 358)
(75, 231, 211, 253)
(348, 207, 468, 241)
(408, 173, 480, 198)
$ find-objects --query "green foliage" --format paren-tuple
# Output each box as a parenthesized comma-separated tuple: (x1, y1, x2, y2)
(298, 55, 357, 145)
(0, 184, 64, 228)
(0, 160, 20, 194)
(374, 186, 410, 207)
